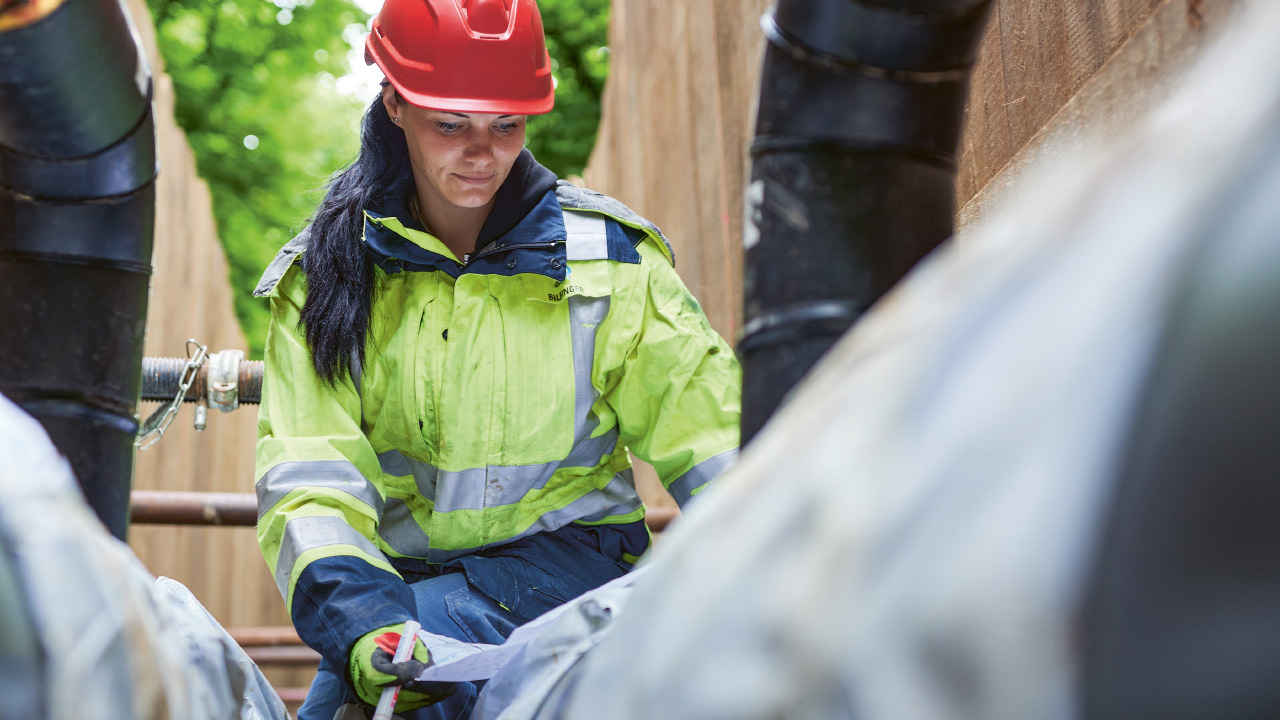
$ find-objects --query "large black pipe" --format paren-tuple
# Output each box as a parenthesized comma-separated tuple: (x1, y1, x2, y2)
(1080, 117, 1280, 720)
(0, 0, 156, 540)
(740, 0, 993, 442)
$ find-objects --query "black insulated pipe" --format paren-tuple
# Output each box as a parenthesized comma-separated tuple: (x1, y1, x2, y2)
(740, 0, 993, 443)
(0, 0, 156, 540)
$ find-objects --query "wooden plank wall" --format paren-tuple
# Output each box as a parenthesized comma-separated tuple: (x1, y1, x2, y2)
(584, 0, 770, 345)
(959, 0, 1163, 205)
(123, 0, 310, 696)
(584, 0, 1235, 333)
(958, 0, 1237, 229)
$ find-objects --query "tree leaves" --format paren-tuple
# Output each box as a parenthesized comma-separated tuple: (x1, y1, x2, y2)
(527, 0, 611, 179)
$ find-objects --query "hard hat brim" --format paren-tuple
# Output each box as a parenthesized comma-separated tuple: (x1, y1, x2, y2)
(386, 77, 555, 115)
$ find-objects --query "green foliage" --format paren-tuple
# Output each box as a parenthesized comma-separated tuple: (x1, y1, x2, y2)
(527, 0, 611, 179)
(146, 0, 610, 357)
(148, 0, 368, 356)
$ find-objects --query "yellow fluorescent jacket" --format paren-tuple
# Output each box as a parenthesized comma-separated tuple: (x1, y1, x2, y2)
(253, 182, 741, 614)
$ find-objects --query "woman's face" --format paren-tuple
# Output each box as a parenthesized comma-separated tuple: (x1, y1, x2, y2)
(383, 87, 527, 212)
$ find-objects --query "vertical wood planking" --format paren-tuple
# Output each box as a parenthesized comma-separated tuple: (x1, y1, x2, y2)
(585, 0, 770, 342)
(955, 0, 1170, 206)
(958, 0, 1236, 231)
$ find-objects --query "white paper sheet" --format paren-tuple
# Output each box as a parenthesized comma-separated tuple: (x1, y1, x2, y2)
(414, 568, 647, 683)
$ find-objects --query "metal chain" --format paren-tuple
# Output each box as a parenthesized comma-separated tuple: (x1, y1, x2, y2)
(136, 339, 208, 450)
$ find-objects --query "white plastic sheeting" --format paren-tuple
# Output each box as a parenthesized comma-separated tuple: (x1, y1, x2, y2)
(0, 529, 41, 720)
(0, 394, 287, 720)
(464, 1, 1280, 718)
(152, 578, 289, 720)
(469, 569, 645, 720)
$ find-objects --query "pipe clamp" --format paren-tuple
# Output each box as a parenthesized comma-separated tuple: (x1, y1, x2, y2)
(206, 349, 243, 413)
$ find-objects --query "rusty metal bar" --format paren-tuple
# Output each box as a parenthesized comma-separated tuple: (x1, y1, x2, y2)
(140, 356, 263, 404)
(243, 645, 321, 666)
(275, 688, 308, 705)
(230, 626, 303, 647)
(228, 625, 304, 647)
(130, 490, 257, 526)
(130, 490, 680, 531)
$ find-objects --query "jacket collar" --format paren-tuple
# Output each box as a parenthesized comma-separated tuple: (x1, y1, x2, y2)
(363, 188, 570, 281)
(477, 148, 560, 247)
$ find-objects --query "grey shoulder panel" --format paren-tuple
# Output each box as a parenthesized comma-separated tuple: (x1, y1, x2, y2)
(253, 227, 311, 298)
(555, 181, 676, 266)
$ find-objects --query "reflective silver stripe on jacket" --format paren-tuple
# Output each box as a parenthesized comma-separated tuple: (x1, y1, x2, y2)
(252, 227, 308, 297)
(378, 498, 431, 557)
(424, 471, 644, 563)
(378, 449, 414, 479)
(563, 210, 609, 261)
(382, 450, 439, 499)
(562, 211, 619, 510)
(256, 460, 385, 520)
(274, 515, 388, 599)
(376, 461, 639, 560)
(555, 182, 675, 265)
(374, 452, 434, 556)
(667, 449, 738, 507)
(378, 430, 618, 512)
(569, 292, 610, 442)
(350, 346, 366, 430)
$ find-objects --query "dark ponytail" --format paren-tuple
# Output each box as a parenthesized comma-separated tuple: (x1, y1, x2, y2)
(300, 92, 413, 385)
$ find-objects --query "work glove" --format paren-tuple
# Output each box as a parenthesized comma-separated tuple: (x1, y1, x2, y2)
(348, 623, 458, 711)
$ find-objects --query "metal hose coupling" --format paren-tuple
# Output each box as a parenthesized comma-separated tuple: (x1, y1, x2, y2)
(137, 345, 263, 448)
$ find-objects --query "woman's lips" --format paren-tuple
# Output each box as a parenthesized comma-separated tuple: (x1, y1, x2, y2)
(454, 173, 495, 186)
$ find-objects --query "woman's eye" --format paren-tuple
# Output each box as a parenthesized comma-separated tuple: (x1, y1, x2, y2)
(496, 122, 519, 133)
(436, 122, 462, 133)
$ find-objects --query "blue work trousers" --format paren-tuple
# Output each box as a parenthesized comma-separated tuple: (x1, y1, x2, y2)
(297, 521, 644, 720)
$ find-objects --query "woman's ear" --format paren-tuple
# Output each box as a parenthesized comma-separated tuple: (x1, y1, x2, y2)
(381, 84, 401, 125)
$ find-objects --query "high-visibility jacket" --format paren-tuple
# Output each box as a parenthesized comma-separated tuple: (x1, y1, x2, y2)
(253, 180, 740, 665)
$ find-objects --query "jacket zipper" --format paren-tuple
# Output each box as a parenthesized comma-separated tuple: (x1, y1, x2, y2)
(465, 240, 559, 267)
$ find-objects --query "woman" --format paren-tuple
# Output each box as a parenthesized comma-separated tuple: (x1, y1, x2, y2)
(252, 0, 740, 717)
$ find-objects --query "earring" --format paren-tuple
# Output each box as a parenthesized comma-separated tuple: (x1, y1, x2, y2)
(392, 117, 401, 124)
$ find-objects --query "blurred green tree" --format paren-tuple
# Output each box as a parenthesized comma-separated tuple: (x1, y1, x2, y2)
(146, 0, 368, 356)
(527, 0, 611, 179)
(147, 0, 610, 356)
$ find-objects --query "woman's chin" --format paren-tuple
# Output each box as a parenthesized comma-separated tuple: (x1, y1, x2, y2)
(443, 184, 499, 208)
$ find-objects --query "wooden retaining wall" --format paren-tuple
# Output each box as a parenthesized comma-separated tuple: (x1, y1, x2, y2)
(957, 0, 1239, 231)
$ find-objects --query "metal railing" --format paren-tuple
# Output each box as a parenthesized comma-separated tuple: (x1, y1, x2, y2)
(130, 490, 679, 531)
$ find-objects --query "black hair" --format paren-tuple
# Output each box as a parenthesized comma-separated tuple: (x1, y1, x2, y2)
(300, 92, 413, 385)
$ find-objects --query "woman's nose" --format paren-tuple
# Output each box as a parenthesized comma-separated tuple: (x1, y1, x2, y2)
(462, 127, 495, 160)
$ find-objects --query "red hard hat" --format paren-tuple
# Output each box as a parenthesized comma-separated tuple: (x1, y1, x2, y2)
(365, 0, 556, 115)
